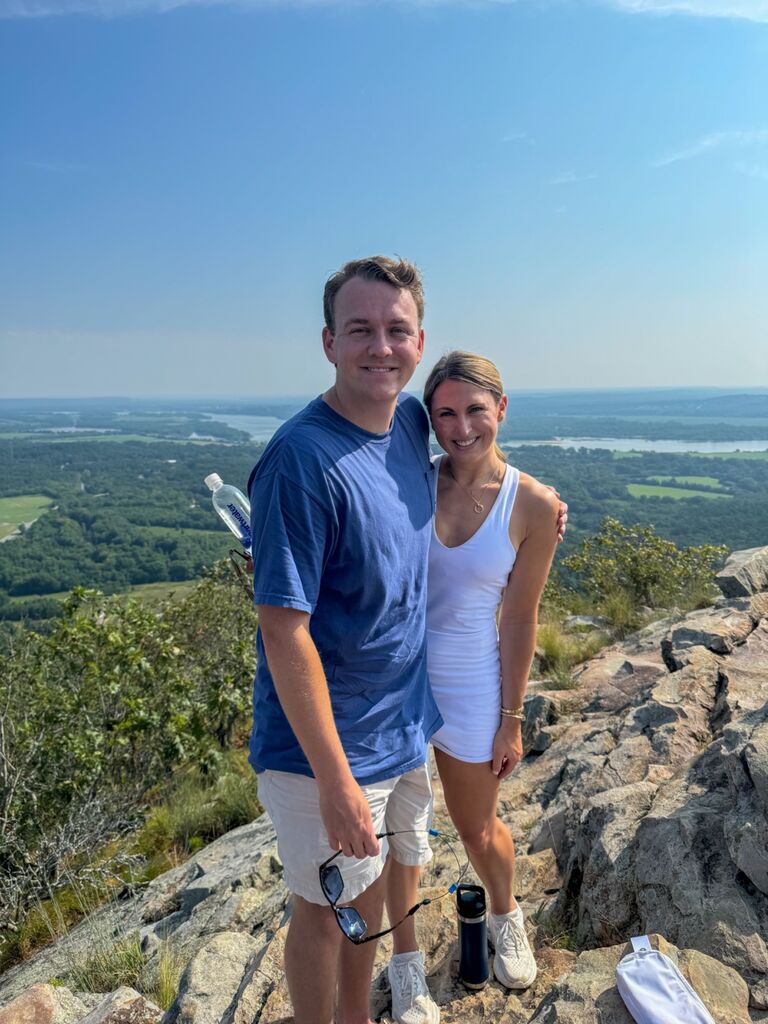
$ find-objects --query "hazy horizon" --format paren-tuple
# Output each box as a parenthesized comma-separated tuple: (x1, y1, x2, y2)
(2, 385, 767, 405)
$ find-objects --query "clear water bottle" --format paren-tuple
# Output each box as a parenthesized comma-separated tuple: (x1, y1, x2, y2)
(204, 473, 252, 554)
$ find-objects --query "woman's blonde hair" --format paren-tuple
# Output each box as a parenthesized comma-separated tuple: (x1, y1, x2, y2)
(423, 350, 507, 462)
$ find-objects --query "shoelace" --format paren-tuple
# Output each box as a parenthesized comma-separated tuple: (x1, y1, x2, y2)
(495, 917, 524, 959)
(393, 959, 429, 1002)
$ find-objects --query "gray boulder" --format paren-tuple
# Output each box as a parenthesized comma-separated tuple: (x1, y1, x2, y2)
(0, 984, 86, 1024)
(79, 987, 162, 1024)
(523, 695, 560, 754)
(162, 932, 262, 1024)
(717, 547, 768, 598)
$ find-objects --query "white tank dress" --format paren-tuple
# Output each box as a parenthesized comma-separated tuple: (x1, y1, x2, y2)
(427, 455, 520, 763)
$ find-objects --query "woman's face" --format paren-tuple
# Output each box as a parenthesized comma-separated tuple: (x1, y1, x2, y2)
(430, 379, 507, 462)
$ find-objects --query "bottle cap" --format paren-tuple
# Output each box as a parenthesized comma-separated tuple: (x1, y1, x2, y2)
(204, 473, 222, 490)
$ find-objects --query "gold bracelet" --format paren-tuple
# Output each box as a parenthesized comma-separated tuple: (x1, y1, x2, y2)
(500, 704, 525, 720)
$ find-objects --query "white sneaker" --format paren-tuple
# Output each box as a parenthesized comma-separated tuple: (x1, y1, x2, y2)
(387, 951, 440, 1024)
(488, 908, 538, 990)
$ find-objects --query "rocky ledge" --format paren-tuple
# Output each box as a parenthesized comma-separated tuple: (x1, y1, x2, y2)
(2, 546, 768, 1023)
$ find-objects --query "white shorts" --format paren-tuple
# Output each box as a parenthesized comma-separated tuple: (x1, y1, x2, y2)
(258, 763, 433, 905)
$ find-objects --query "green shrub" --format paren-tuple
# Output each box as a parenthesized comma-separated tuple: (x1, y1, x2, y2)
(139, 752, 260, 857)
(563, 517, 727, 613)
(536, 622, 607, 687)
(597, 587, 643, 637)
(1, 562, 257, 932)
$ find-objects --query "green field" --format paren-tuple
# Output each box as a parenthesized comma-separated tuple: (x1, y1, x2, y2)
(614, 450, 768, 462)
(126, 579, 200, 603)
(0, 494, 53, 539)
(8, 577, 201, 606)
(648, 475, 723, 487)
(690, 450, 768, 461)
(627, 483, 731, 501)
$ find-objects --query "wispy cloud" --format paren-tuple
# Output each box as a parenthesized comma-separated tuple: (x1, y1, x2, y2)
(548, 171, 596, 185)
(599, 0, 768, 22)
(653, 129, 768, 168)
(735, 161, 768, 181)
(3, 0, 768, 18)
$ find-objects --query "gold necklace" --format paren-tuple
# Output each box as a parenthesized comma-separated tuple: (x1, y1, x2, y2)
(445, 460, 501, 514)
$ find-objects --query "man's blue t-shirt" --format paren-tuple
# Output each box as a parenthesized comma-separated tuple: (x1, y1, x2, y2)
(247, 394, 443, 786)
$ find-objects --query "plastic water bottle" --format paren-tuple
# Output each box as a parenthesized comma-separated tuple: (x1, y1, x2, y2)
(204, 473, 252, 554)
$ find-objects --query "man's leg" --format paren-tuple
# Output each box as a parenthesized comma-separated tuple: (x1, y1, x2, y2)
(385, 858, 420, 954)
(284, 896, 344, 1024)
(383, 764, 440, 1024)
(336, 869, 387, 1024)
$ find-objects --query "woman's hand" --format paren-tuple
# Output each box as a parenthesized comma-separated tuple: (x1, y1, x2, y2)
(491, 718, 524, 780)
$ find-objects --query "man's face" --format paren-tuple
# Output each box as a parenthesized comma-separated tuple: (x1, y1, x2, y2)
(322, 277, 424, 409)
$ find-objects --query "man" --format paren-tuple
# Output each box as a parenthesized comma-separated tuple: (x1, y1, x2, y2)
(248, 257, 442, 1024)
(248, 257, 566, 1024)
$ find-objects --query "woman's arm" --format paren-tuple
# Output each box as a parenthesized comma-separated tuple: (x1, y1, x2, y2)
(492, 479, 560, 780)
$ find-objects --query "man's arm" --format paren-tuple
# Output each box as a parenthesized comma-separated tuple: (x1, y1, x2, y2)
(257, 604, 380, 860)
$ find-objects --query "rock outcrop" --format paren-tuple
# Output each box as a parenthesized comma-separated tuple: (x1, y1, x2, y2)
(2, 546, 768, 1021)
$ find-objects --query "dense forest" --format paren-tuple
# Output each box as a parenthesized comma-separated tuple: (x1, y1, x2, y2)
(511, 445, 768, 550)
(1, 432, 767, 621)
(0, 439, 263, 618)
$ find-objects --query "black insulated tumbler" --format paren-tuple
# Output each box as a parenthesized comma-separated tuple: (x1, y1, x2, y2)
(456, 883, 489, 990)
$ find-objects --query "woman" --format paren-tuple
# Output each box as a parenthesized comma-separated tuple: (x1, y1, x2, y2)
(386, 351, 560, 1017)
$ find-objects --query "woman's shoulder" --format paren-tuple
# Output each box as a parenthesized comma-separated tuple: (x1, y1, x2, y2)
(513, 470, 561, 517)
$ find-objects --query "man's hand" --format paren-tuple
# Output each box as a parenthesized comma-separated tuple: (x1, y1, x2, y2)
(544, 486, 568, 542)
(318, 775, 380, 859)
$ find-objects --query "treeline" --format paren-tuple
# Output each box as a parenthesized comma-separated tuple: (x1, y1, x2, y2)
(2, 439, 768, 621)
(500, 417, 768, 442)
(511, 446, 768, 551)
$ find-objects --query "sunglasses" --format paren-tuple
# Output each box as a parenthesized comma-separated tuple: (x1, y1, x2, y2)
(318, 827, 467, 945)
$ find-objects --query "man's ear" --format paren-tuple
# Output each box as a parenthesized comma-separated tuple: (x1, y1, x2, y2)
(322, 326, 336, 365)
(416, 327, 425, 363)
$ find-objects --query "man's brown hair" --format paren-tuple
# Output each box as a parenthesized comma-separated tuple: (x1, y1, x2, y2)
(323, 256, 425, 334)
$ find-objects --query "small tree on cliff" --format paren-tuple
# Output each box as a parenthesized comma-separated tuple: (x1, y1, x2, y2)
(563, 516, 727, 619)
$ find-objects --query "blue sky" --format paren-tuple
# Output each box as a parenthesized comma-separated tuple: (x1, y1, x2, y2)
(0, 0, 766, 398)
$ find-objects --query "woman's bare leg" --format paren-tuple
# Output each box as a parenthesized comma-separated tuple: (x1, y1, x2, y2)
(434, 748, 517, 915)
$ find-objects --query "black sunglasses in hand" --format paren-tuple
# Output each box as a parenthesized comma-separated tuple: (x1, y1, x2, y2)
(318, 828, 467, 945)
